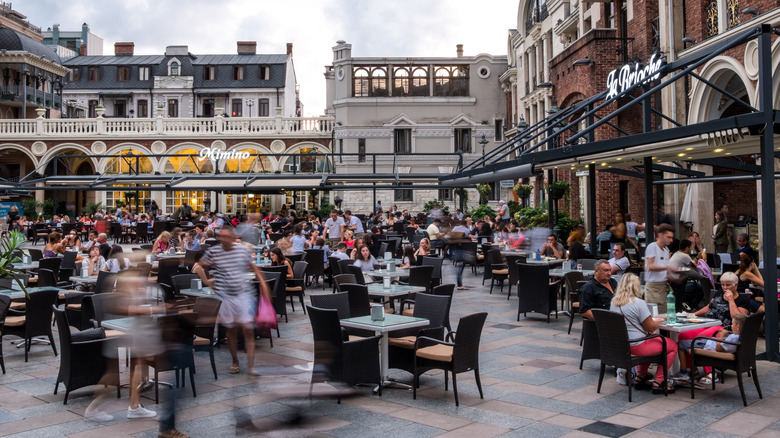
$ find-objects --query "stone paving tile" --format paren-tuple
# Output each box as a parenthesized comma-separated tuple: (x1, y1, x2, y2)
(499, 421, 571, 437)
(436, 422, 509, 438)
(708, 412, 778, 437)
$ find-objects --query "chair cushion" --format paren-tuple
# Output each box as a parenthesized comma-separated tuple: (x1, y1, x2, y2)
(388, 335, 416, 349)
(286, 286, 303, 292)
(4, 315, 25, 327)
(693, 348, 736, 361)
(416, 344, 453, 362)
(104, 329, 126, 338)
(9, 302, 25, 310)
(402, 308, 414, 316)
(492, 269, 509, 275)
(193, 335, 211, 346)
(385, 308, 394, 314)
(66, 304, 82, 310)
(347, 335, 365, 341)
(477, 254, 484, 260)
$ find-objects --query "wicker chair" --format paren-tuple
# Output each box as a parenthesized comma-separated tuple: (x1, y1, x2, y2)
(389, 293, 450, 377)
(4, 289, 59, 361)
(505, 254, 527, 299)
(139, 312, 197, 404)
(516, 263, 558, 322)
(261, 267, 288, 327)
(421, 256, 444, 288)
(304, 249, 326, 289)
(563, 272, 586, 334)
(286, 261, 308, 313)
(307, 305, 382, 402)
(487, 249, 508, 294)
(341, 283, 371, 317)
(0, 295, 11, 373)
(591, 309, 668, 402)
(333, 274, 357, 292)
(310, 292, 350, 319)
(413, 312, 488, 406)
(192, 297, 222, 380)
(346, 265, 367, 285)
(53, 307, 120, 404)
(691, 311, 764, 406)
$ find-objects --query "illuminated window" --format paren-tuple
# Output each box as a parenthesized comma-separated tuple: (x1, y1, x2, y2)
(164, 148, 214, 174)
(223, 149, 272, 173)
(166, 190, 207, 214)
(105, 149, 154, 175)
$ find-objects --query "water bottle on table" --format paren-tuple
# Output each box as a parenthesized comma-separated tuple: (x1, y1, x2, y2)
(666, 290, 676, 323)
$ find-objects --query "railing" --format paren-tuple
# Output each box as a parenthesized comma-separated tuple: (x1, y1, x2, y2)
(0, 115, 335, 138)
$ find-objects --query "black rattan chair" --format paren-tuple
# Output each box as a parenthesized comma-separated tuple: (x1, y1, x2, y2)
(389, 293, 450, 377)
(0, 295, 11, 373)
(341, 283, 370, 317)
(505, 254, 527, 299)
(310, 292, 350, 319)
(413, 312, 487, 406)
(563, 272, 585, 334)
(691, 311, 764, 406)
(139, 312, 197, 404)
(53, 307, 120, 404)
(487, 249, 507, 294)
(4, 289, 59, 362)
(261, 267, 288, 326)
(333, 273, 357, 292)
(307, 305, 382, 402)
(304, 249, 326, 289)
(591, 308, 668, 402)
(516, 263, 558, 322)
(286, 261, 308, 314)
(192, 297, 222, 380)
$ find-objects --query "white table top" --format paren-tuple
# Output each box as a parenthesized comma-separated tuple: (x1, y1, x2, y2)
(340, 314, 429, 333)
(365, 284, 426, 298)
(526, 258, 565, 265)
(12, 262, 39, 270)
(549, 269, 595, 277)
(369, 268, 410, 278)
(69, 275, 99, 284)
(658, 316, 721, 333)
(179, 287, 217, 297)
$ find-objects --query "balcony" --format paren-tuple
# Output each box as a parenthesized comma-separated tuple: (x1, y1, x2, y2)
(0, 114, 336, 139)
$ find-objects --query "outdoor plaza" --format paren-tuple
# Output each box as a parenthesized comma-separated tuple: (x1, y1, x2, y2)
(0, 237, 777, 438)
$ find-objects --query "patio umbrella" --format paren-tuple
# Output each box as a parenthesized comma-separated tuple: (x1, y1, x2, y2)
(679, 183, 696, 225)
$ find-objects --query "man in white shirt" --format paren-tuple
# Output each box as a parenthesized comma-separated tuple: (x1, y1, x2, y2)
(331, 242, 350, 260)
(644, 223, 677, 313)
(323, 210, 344, 246)
(608, 242, 630, 276)
(495, 200, 510, 227)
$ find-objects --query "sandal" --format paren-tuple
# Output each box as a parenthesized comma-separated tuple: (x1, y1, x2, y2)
(457, 286, 469, 290)
(634, 374, 651, 390)
(652, 381, 675, 394)
(699, 373, 717, 386)
(229, 366, 240, 374)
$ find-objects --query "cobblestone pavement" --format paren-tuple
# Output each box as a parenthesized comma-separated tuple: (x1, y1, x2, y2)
(3, 246, 779, 437)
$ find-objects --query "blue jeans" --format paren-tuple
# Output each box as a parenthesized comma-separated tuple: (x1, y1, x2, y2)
(452, 247, 465, 287)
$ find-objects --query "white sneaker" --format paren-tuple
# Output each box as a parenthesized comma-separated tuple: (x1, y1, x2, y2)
(85, 410, 113, 422)
(127, 404, 157, 419)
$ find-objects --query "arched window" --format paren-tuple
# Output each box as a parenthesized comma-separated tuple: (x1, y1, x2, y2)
(164, 148, 214, 174)
(104, 149, 154, 175)
(223, 149, 272, 173)
(393, 67, 410, 96)
(282, 147, 330, 173)
(169, 61, 180, 76)
(411, 67, 429, 96)
(434, 66, 469, 96)
(352, 66, 388, 97)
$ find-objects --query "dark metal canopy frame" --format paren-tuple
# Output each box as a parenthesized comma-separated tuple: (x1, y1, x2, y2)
(442, 24, 780, 361)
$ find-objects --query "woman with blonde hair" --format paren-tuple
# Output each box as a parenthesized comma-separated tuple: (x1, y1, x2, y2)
(152, 231, 172, 255)
(610, 273, 677, 394)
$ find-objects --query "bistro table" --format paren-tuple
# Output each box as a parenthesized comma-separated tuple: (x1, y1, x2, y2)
(179, 287, 217, 298)
(68, 275, 100, 285)
(11, 261, 39, 271)
(369, 268, 410, 280)
(658, 315, 721, 374)
(526, 258, 566, 265)
(340, 313, 429, 390)
(365, 284, 426, 309)
(549, 268, 595, 278)
(0, 286, 67, 300)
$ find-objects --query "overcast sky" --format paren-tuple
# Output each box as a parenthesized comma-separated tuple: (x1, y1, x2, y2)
(24, 0, 518, 116)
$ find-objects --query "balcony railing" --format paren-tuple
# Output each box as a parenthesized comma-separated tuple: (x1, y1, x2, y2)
(0, 115, 336, 138)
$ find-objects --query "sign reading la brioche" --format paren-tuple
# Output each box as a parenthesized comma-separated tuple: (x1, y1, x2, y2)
(605, 53, 666, 100)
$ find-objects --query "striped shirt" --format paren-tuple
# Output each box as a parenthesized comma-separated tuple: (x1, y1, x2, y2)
(201, 243, 252, 296)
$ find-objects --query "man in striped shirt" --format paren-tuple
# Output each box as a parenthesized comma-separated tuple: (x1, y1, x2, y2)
(200, 227, 269, 376)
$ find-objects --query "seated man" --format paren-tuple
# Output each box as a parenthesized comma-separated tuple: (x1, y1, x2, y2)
(579, 260, 617, 319)
(426, 218, 446, 252)
(540, 234, 564, 259)
(608, 242, 630, 276)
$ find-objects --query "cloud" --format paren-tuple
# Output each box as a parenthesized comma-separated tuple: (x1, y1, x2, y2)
(25, 0, 517, 116)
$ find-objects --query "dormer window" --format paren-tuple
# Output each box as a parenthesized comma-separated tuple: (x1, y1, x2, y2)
(168, 58, 181, 76)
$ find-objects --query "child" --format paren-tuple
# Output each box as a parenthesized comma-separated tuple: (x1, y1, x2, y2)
(679, 313, 745, 385)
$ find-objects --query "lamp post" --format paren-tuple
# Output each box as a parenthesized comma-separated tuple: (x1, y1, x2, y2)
(478, 134, 489, 166)
(546, 104, 561, 236)
(244, 99, 254, 117)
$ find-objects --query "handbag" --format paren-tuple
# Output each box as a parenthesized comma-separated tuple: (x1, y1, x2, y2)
(618, 305, 651, 337)
(256, 291, 278, 330)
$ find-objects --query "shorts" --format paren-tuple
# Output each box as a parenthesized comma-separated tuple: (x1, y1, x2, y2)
(217, 292, 257, 327)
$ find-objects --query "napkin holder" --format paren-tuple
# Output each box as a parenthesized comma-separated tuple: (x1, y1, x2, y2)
(388, 261, 396, 272)
(191, 278, 202, 291)
(22, 255, 30, 264)
(384, 251, 392, 261)
(371, 304, 385, 321)
(383, 277, 391, 289)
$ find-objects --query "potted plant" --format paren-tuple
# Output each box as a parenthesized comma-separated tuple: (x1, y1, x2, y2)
(95, 104, 105, 117)
(547, 180, 570, 201)
(83, 201, 103, 216)
(476, 184, 492, 205)
(454, 187, 469, 211)
(21, 198, 39, 218)
(0, 231, 30, 298)
(35, 106, 46, 118)
(514, 183, 533, 207)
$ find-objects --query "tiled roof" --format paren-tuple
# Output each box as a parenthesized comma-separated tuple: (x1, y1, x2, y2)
(0, 28, 62, 64)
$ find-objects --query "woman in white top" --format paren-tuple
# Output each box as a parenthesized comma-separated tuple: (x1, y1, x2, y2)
(610, 273, 677, 394)
(83, 245, 106, 276)
(103, 245, 131, 273)
(353, 245, 377, 272)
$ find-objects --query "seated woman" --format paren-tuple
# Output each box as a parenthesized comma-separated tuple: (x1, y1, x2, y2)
(676, 271, 751, 384)
(152, 231, 172, 255)
(610, 273, 678, 394)
(353, 245, 377, 272)
(414, 238, 431, 260)
(342, 230, 355, 249)
(82, 245, 106, 276)
(399, 245, 416, 269)
(44, 232, 66, 258)
(64, 230, 81, 251)
(104, 245, 131, 273)
(269, 247, 293, 278)
(735, 253, 764, 290)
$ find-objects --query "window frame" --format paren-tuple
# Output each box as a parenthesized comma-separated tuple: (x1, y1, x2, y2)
(433, 65, 469, 97)
(358, 138, 366, 163)
(233, 65, 245, 81)
(88, 100, 98, 118)
(258, 98, 269, 117)
(352, 66, 388, 97)
(394, 183, 413, 202)
(454, 127, 472, 154)
(167, 99, 179, 118)
(231, 98, 242, 117)
(117, 66, 130, 82)
(259, 65, 270, 80)
(88, 66, 100, 82)
(69, 67, 79, 82)
(204, 65, 215, 81)
(137, 100, 148, 118)
(139, 66, 150, 81)
(394, 128, 412, 154)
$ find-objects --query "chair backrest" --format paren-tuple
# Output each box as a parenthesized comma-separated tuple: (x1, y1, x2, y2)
(378, 242, 389, 258)
(505, 254, 525, 283)
(432, 283, 455, 297)
(61, 222, 76, 235)
(95, 271, 117, 294)
(135, 222, 148, 239)
(88, 292, 122, 324)
(292, 260, 308, 280)
(310, 292, 350, 320)
(334, 273, 357, 291)
(260, 270, 287, 317)
(563, 271, 585, 295)
(487, 249, 504, 266)
(156, 258, 181, 285)
(722, 263, 739, 274)
(580, 259, 598, 271)
(452, 312, 488, 372)
(599, 240, 610, 255)
(38, 257, 62, 275)
(53, 306, 74, 345)
(341, 283, 370, 317)
(157, 312, 197, 347)
(287, 252, 304, 264)
(304, 249, 326, 276)
(25, 289, 58, 334)
(406, 227, 417, 241)
(346, 265, 366, 285)
(270, 222, 282, 232)
(591, 309, 633, 369)
(0, 294, 11, 325)
(269, 233, 283, 242)
(135, 262, 153, 278)
(412, 292, 450, 329)
(327, 256, 341, 275)
(182, 250, 201, 268)
(706, 252, 721, 269)
(153, 221, 165, 238)
(307, 305, 345, 379)
(37, 268, 58, 287)
(408, 265, 434, 288)
(337, 258, 356, 275)
(192, 296, 222, 337)
(171, 273, 198, 293)
(28, 248, 43, 261)
(516, 263, 551, 295)
(421, 256, 444, 280)
(60, 250, 78, 270)
(159, 282, 177, 302)
(735, 311, 764, 369)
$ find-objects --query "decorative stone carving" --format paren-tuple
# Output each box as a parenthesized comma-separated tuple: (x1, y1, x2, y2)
(744, 40, 759, 81)
(151, 141, 166, 155)
(415, 129, 451, 137)
(31, 141, 46, 156)
(91, 141, 106, 155)
(335, 129, 392, 139)
(270, 140, 286, 154)
(211, 140, 226, 150)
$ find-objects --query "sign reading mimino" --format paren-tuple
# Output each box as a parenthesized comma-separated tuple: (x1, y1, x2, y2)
(198, 147, 250, 161)
(605, 53, 665, 100)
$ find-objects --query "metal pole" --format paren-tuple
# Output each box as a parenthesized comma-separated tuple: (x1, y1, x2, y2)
(52, 158, 57, 218)
(644, 156, 655, 244)
(757, 24, 778, 361)
(588, 163, 597, 255)
(373, 155, 377, 214)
